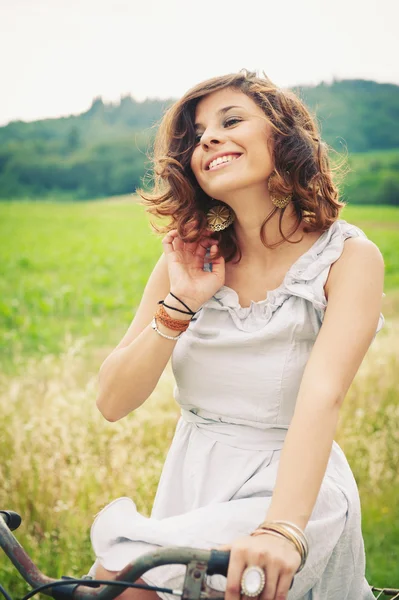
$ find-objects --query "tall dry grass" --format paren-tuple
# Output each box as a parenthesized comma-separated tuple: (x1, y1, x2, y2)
(337, 318, 399, 492)
(0, 336, 179, 594)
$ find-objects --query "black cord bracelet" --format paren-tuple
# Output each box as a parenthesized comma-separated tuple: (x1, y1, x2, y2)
(158, 300, 194, 315)
(168, 292, 197, 315)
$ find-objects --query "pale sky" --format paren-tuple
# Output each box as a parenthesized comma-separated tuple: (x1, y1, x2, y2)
(1, 0, 398, 126)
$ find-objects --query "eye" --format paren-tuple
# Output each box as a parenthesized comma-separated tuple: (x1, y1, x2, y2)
(193, 116, 242, 145)
(224, 117, 242, 127)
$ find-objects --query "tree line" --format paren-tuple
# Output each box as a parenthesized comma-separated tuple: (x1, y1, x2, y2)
(0, 79, 398, 204)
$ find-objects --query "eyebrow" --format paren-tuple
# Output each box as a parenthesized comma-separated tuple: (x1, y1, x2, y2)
(194, 105, 243, 130)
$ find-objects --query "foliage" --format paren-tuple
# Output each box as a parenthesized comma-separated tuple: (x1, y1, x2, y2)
(341, 149, 399, 206)
(0, 79, 398, 202)
(297, 79, 399, 153)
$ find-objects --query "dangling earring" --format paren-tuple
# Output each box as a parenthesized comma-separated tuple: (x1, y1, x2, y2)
(206, 202, 235, 232)
(268, 174, 292, 209)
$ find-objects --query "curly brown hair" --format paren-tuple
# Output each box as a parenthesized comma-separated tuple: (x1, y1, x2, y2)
(138, 70, 346, 263)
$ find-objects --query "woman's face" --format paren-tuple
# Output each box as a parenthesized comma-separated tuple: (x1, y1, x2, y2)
(190, 88, 274, 200)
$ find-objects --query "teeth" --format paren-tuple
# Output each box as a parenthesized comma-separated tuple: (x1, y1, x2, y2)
(208, 154, 239, 170)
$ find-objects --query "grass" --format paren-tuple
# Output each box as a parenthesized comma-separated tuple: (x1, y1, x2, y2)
(0, 197, 160, 372)
(0, 346, 179, 596)
(1, 200, 398, 372)
(0, 199, 398, 596)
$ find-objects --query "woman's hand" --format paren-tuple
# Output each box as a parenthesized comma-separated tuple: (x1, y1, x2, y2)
(218, 533, 301, 600)
(162, 229, 225, 311)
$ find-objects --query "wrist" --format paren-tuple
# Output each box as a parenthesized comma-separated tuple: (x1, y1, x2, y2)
(161, 296, 193, 321)
(166, 292, 202, 315)
(264, 513, 308, 532)
(251, 521, 309, 573)
(152, 318, 183, 339)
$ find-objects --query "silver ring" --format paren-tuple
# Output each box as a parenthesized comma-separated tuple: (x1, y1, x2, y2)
(240, 565, 266, 597)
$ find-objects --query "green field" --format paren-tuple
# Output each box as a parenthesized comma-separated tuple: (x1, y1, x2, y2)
(342, 149, 399, 206)
(1, 200, 398, 371)
(0, 199, 398, 596)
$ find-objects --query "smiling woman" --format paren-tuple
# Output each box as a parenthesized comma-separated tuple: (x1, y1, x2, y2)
(90, 70, 384, 600)
(139, 70, 344, 263)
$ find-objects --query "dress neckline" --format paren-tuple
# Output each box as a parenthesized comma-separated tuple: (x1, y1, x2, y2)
(214, 220, 340, 310)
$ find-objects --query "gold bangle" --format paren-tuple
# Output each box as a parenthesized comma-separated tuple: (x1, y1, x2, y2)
(271, 522, 309, 558)
(252, 524, 307, 572)
(253, 526, 303, 556)
(257, 520, 309, 555)
(258, 520, 307, 543)
(251, 529, 286, 541)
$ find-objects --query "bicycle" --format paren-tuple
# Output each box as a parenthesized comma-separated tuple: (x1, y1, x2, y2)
(1, 511, 398, 600)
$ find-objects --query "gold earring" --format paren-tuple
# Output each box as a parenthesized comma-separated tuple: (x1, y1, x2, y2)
(206, 203, 235, 231)
(270, 193, 292, 209)
(268, 175, 292, 209)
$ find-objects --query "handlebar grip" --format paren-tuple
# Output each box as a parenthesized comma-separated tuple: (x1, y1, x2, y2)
(0, 510, 22, 531)
(207, 549, 230, 576)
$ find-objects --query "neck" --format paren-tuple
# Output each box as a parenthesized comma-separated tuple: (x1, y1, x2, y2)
(220, 185, 301, 263)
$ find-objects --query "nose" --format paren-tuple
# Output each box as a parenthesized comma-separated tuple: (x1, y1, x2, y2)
(200, 125, 225, 149)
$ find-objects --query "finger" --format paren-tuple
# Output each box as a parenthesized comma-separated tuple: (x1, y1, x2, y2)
(225, 548, 246, 600)
(259, 564, 278, 600)
(208, 244, 225, 275)
(199, 236, 219, 248)
(194, 238, 219, 260)
(172, 235, 185, 253)
(274, 570, 295, 600)
(209, 242, 223, 258)
(181, 238, 217, 271)
(161, 230, 179, 255)
(184, 236, 218, 254)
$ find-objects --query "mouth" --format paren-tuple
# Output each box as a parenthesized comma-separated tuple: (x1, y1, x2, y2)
(205, 153, 242, 171)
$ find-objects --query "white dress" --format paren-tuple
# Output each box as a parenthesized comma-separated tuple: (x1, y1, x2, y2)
(89, 219, 384, 599)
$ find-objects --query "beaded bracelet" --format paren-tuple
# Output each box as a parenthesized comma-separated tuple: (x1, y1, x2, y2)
(151, 318, 182, 341)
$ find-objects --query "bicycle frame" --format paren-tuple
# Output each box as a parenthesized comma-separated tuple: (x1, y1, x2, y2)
(0, 512, 228, 600)
(1, 511, 398, 599)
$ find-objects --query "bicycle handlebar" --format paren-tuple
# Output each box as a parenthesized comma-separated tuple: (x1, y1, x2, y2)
(0, 512, 21, 532)
(1, 511, 398, 599)
(0, 512, 229, 599)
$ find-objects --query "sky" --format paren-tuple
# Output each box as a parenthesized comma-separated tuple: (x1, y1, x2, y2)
(1, 0, 398, 126)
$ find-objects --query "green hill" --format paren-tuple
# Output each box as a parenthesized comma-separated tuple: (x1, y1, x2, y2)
(297, 79, 399, 153)
(0, 79, 398, 203)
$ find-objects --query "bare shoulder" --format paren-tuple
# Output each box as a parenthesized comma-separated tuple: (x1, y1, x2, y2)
(325, 236, 384, 301)
(111, 252, 170, 352)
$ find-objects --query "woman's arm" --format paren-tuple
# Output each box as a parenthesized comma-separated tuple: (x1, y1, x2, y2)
(96, 253, 185, 421)
(221, 237, 384, 600)
(265, 236, 385, 528)
(96, 231, 223, 421)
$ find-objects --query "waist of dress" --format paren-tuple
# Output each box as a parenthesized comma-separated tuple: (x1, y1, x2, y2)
(180, 408, 288, 451)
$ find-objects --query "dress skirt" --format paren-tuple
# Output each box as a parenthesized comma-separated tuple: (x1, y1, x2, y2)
(89, 415, 375, 600)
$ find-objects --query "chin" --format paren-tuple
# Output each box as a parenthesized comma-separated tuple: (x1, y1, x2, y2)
(205, 176, 261, 199)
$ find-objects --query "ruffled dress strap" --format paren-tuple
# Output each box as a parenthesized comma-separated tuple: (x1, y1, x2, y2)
(204, 219, 385, 334)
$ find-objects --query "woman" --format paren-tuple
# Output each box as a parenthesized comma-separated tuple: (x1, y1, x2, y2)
(89, 71, 384, 600)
